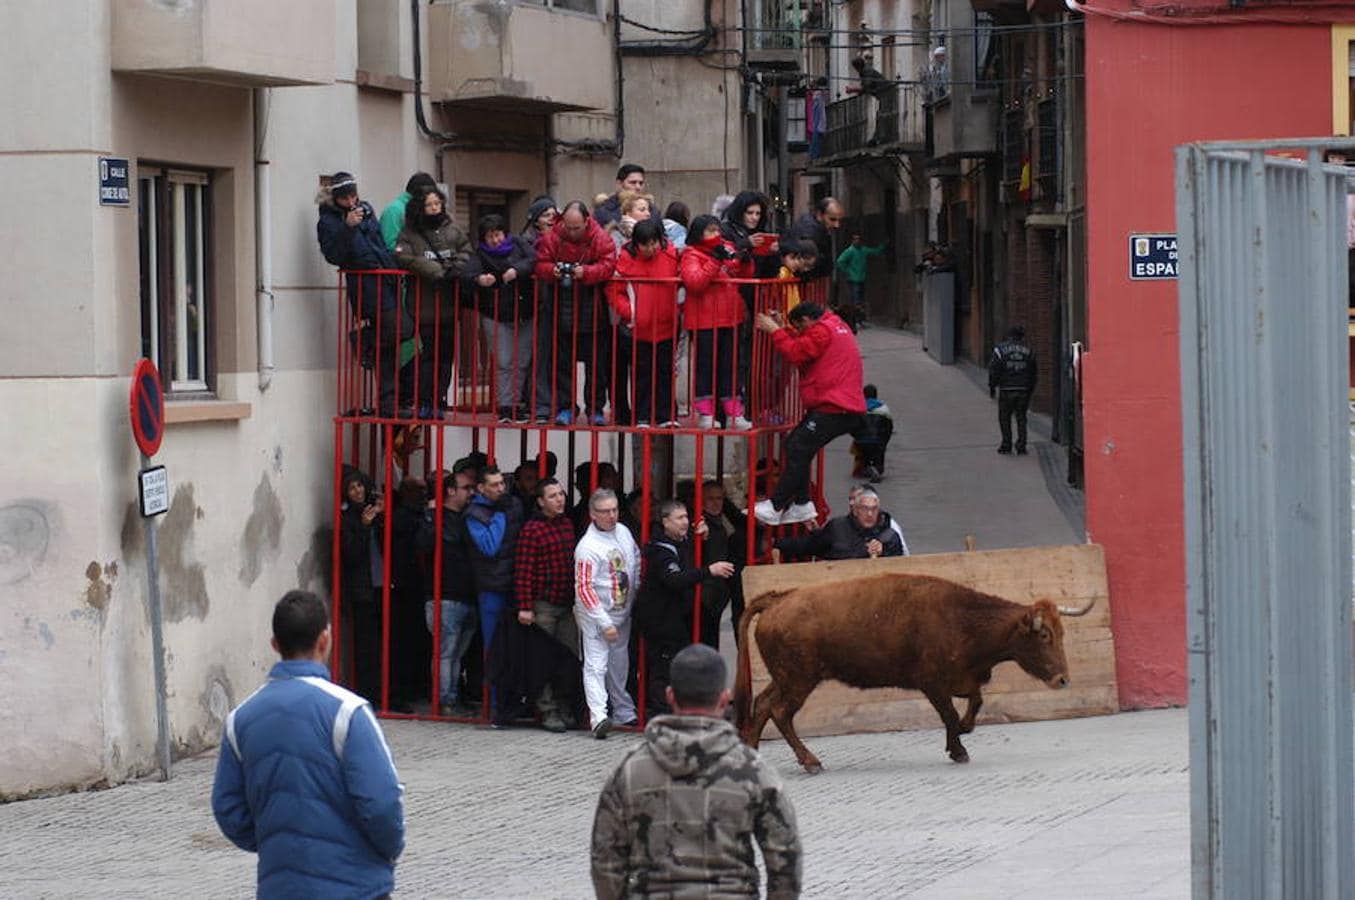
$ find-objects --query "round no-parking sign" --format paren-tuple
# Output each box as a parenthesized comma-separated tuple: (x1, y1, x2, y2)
(130, 358, 165, 457)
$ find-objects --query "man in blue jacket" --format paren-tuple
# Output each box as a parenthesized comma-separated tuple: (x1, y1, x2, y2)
(212, 590, 405, 899)
(465, 465, 525, 720)
(317, 170, 415, 416)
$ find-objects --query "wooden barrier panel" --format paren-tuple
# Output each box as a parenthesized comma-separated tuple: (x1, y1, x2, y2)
(740, 544, 1117, 739)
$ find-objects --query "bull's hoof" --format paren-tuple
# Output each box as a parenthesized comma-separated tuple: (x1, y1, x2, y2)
(801, 758, 824, 774)
(949, 748, 970, 764)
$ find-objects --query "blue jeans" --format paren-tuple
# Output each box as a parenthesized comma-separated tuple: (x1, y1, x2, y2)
(478, 591, 509, 709)
(425, 600, 476, 705)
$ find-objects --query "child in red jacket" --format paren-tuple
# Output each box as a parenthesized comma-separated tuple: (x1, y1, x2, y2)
(681, 215, 755, 430)
(608, 220, 682, 426)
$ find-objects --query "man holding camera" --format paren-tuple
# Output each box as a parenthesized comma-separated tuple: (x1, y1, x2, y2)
(317, 171, 415, 417)
(532, 201, 618, 425)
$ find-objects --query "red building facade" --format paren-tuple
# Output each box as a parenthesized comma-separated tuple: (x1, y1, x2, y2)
(1082, 1, 1351, 706)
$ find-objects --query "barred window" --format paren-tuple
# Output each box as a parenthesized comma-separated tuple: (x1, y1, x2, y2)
(138, 167, 213, 393)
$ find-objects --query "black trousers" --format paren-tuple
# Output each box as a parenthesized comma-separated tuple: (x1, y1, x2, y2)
(644, 639, 684, 717)
(345, 596, 383, 705)
(350, 273, 413, 415)
(694, 328, 738, 402)
(633, 339, 675, 424)
(613, 331, 633, 424)
(771, 411, 866, 508)
(998, 390, 1032, 450)
(416, 320, 454, 410)
(537, 326, 611, 417)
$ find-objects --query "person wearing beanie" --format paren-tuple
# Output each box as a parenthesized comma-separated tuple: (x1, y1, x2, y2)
(317, 171, 416, 416)
(381, 172, 437, 250)
(523, 196, 558, 247)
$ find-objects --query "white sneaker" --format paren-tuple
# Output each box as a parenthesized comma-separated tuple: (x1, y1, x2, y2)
(697, 414, 718, 430)
(753, 499, 783, 525)
(728, 415, 753, 431)
(781, 502, 818, 525)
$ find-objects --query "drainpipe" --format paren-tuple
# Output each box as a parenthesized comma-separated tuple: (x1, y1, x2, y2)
(254, 87, 275, 393)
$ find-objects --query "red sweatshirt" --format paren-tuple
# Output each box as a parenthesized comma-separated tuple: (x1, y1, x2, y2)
(607, 242, 681, 343)
(770, 310, 866, 414)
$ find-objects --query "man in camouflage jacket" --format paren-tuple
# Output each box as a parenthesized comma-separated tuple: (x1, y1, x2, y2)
(590, 644, 801, 898)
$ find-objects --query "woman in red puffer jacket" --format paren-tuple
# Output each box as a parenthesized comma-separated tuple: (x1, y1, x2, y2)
(680, 215, 754, 430)
(608, 219, 682, 426)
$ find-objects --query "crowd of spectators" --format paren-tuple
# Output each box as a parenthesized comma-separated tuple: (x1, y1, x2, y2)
(337, 439, 910, 731)
(318, 164, 859, 427)
(323, 161, 909, 729)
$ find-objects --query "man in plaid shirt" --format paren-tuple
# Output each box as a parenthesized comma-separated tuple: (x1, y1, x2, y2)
(513, 477, 579, 732)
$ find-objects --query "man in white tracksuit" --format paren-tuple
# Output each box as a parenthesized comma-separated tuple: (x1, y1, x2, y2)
(574, 488, 642, 738)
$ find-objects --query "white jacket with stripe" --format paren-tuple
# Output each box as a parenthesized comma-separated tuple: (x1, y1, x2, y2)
(574, 522, 641, 630)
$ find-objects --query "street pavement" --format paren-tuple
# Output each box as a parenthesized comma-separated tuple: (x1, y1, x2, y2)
(0, 329, 1191, 898)
(0, 708, 1188, 899)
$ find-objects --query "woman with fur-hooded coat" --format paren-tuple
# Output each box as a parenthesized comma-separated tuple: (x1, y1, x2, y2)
(394, 187, 470, 411)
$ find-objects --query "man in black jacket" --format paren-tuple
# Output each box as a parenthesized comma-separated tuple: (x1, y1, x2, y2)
(987, 325, 1038, 455)
(784, 196, 845, 279)
(416, 470, 480, 716)
(317, 171, 415, 416)
(634, 500, 735, 715)
(773, 487, 904, 561)
(698, 479, 746, 648)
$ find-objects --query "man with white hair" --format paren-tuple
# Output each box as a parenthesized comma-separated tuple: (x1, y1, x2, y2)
(848, 483, 909, 555)
(574, 488, 642, 738)
(774, 486, 904, 561)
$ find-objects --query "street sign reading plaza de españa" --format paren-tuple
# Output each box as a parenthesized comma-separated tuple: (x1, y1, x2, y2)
(1129, 233, 1179, 280)
(1132, 233, 1176, 279)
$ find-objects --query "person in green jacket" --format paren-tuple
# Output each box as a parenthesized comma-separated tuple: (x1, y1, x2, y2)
(380, 172, 437, 250)
(835, 233, 886, 330)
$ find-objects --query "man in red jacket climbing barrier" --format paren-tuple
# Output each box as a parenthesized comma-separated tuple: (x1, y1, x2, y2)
(752, 301, 866, 526)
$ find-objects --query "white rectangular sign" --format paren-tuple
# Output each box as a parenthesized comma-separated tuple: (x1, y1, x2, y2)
(139, 466, 169, 518)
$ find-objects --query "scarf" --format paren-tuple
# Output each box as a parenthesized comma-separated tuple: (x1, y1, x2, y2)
(480, 235, 515, 256)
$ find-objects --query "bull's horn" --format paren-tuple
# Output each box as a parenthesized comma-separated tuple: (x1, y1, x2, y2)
(1057, 597, 1097, 617)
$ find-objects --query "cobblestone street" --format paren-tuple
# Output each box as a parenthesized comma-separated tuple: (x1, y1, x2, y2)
(0, 708, 1187, 899)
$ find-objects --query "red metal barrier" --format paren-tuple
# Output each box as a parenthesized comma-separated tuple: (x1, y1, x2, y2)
(336, 270, 825, 432)
(331, 268, 839, 726)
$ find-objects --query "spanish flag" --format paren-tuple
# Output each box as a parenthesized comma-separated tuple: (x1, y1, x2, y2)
(1018, 156, 1032, 201)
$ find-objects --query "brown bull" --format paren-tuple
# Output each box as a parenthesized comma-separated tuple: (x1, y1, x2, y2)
(734, 572, 1095, 772)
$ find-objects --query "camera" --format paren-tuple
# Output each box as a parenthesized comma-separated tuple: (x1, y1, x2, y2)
(554, 261, 575, 291)
(711, 244, 735, 262)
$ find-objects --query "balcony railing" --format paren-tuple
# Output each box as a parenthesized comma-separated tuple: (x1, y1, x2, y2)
(820, 82, 926, 161)
(745, 0, 825, 67)
(335, 270, 828, 432)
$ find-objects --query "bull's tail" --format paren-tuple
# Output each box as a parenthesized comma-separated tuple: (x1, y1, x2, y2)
(733, 589, 794, 733)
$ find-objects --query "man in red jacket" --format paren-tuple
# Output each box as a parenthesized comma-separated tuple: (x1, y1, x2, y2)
(533, 201, 618, 425)
(752, 302, 866, 525)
